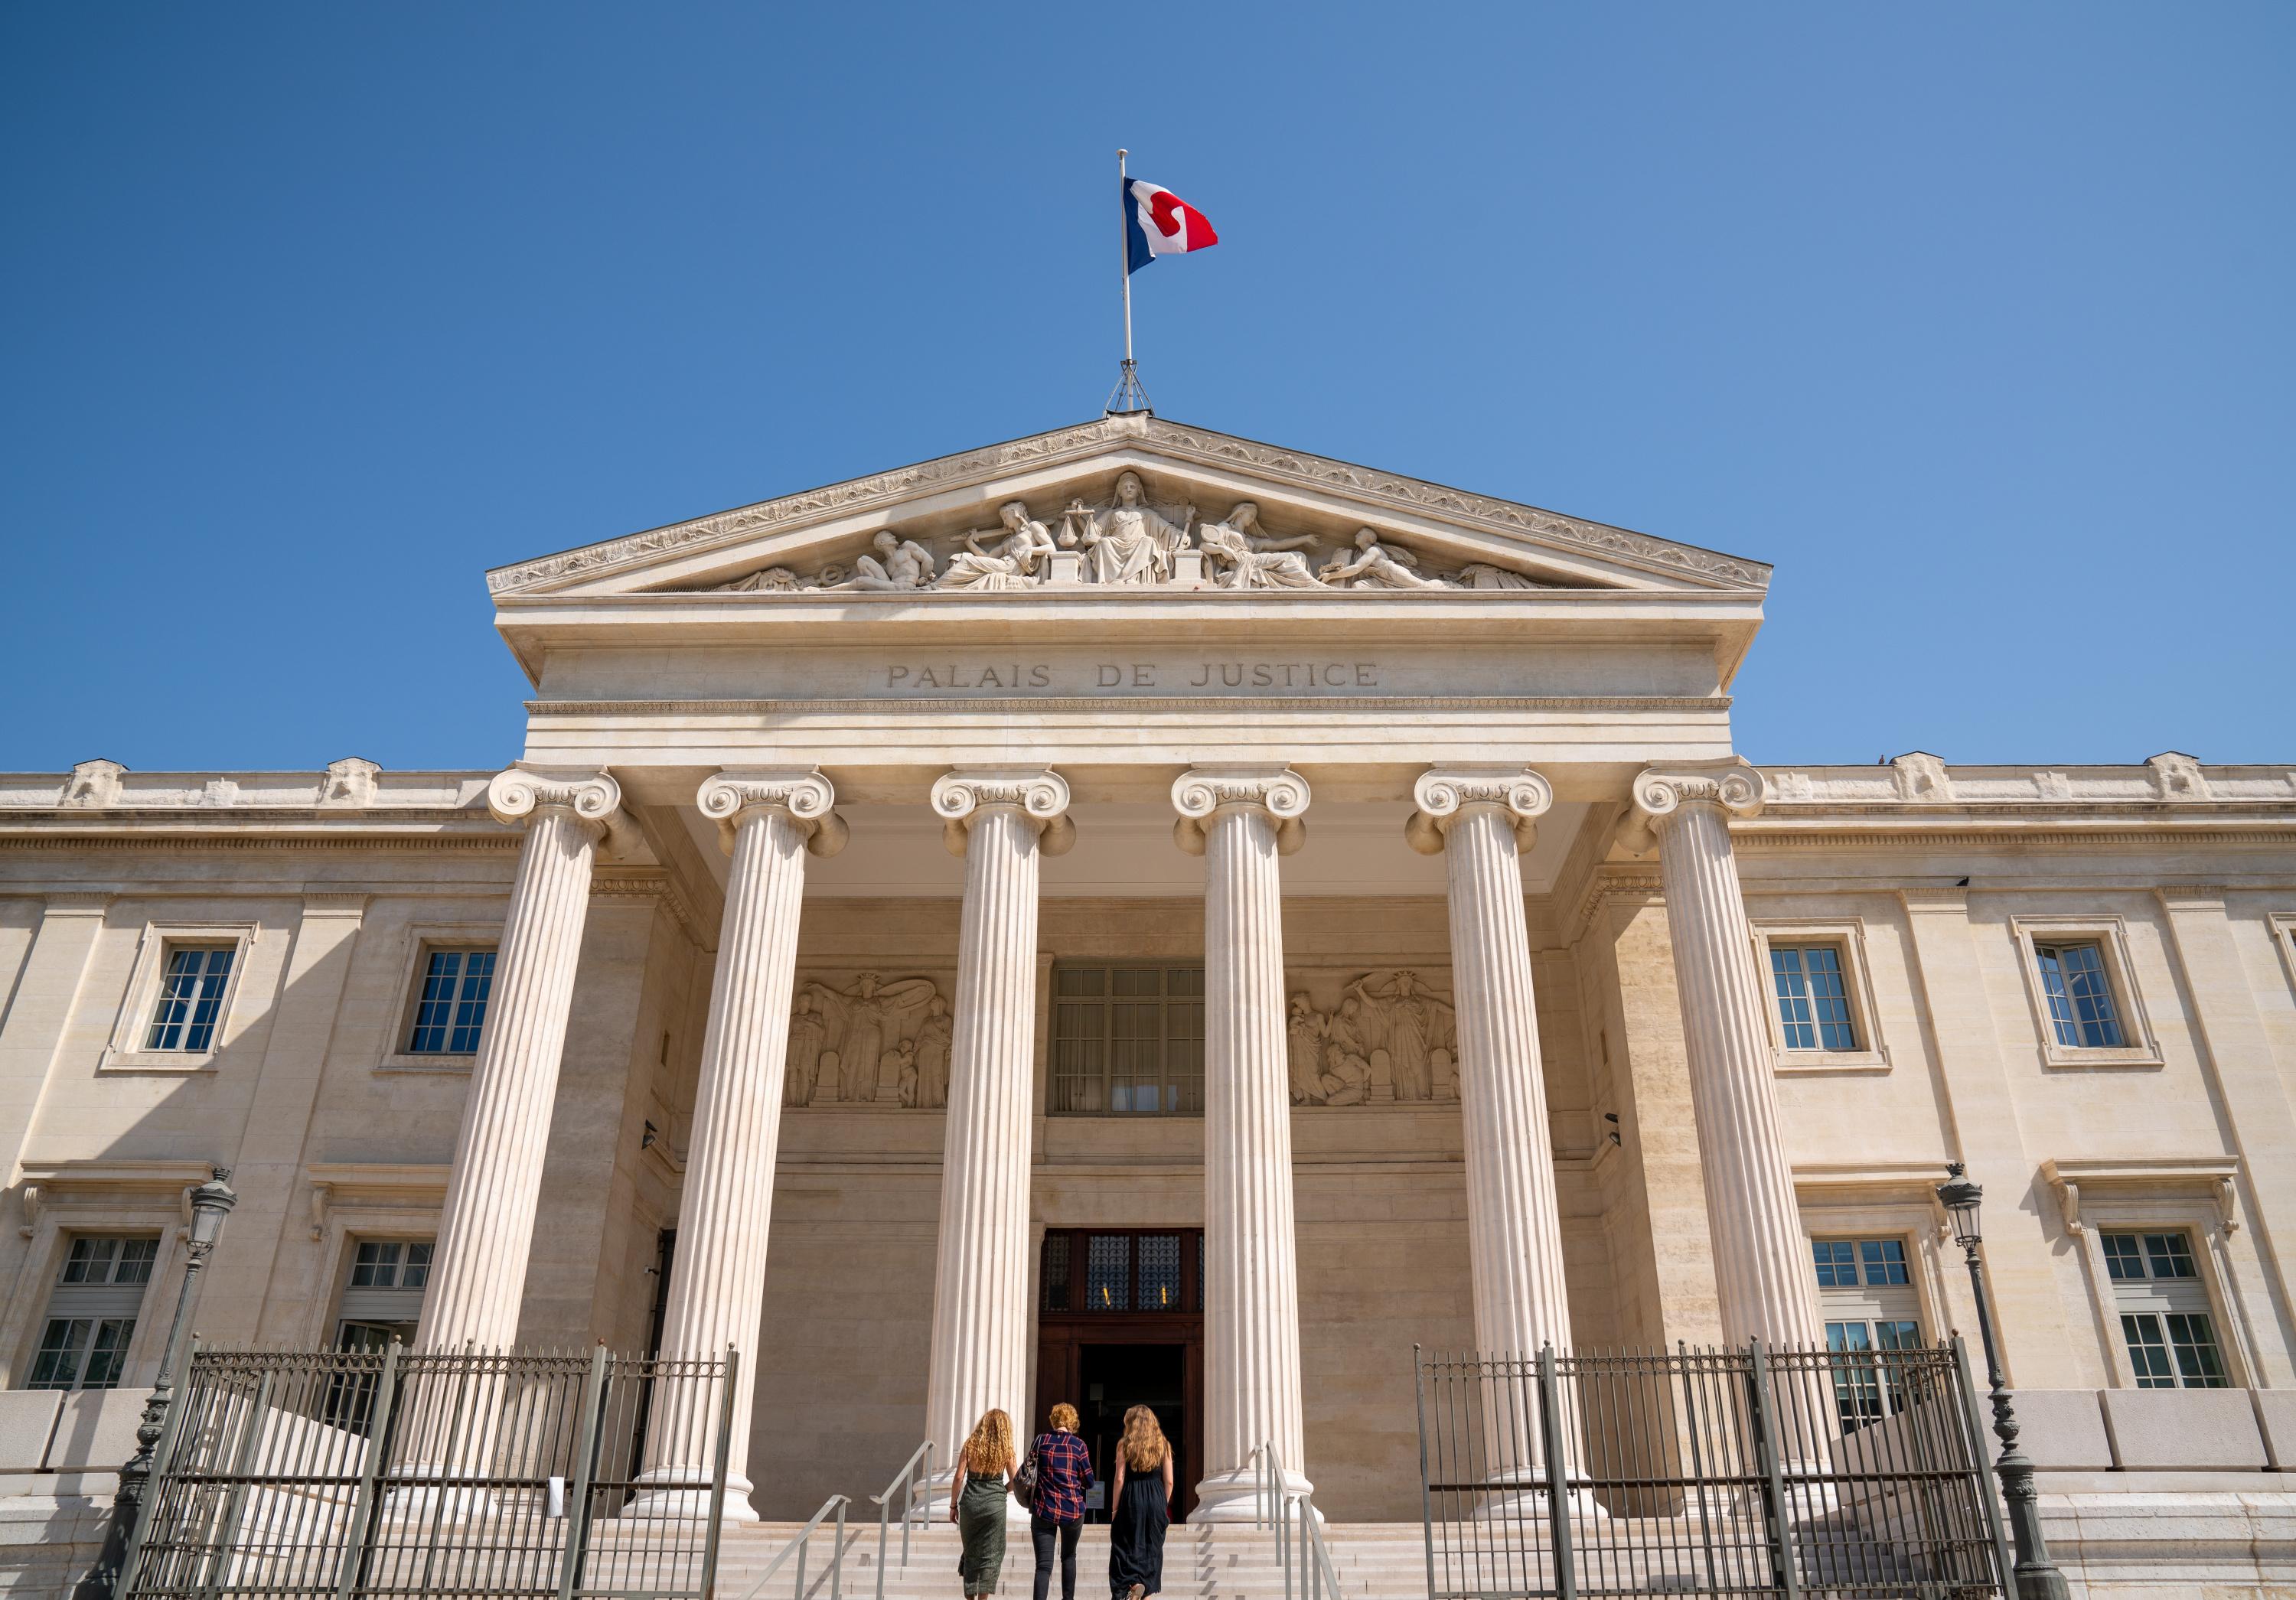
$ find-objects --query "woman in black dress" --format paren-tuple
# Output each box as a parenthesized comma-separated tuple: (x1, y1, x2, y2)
(1106, 1405, 1172, 1600)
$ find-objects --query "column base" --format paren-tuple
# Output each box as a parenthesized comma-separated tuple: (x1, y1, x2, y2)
(1189, 1465, 1315, 1523)
(623, 1466, 758, 1523)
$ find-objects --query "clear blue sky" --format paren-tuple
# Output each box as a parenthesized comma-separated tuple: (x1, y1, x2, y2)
(4, 5, 2289, 773)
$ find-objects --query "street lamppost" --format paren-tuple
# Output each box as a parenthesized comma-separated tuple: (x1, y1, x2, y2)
(96, 1164, 236, 1599)
(1936, 1162, 2069, 1600)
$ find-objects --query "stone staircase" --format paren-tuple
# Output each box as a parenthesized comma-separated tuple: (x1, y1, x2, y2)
(713, 1518, 1433, 1600)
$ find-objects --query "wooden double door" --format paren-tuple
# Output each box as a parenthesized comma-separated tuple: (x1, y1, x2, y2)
(1032, 1227, 1204, 1522)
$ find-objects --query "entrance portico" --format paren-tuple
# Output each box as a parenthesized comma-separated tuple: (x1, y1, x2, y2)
(422, 414, 1812, 1519)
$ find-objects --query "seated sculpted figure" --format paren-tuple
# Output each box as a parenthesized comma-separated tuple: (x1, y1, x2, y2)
(1081, 471, 1192, 584)
(849, 530, 937, 591)
(1319, 527, 1453, 590)
(935, 500, 1057, 591)
(1198, 503, 1327, 590)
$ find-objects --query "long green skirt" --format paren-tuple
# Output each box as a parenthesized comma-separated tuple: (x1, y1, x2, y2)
(957, 1471, 1008, 1595)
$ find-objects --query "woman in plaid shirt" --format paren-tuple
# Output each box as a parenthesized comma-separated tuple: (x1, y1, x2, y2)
(1029, 1403, 1095, 1600)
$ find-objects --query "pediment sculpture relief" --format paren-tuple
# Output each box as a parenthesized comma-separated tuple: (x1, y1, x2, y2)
(785, 973, 952, 1108)
(700, 473, 1557, 595)
(1287, 969, 1459, 1106)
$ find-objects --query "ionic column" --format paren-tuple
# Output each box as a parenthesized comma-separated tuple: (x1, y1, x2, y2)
(419, 768, 621, 1353)
(922, 770, 1074, 1510)
(1175, 765, 1313, 1520)
(635, 770, 846, 1521)
(1628, 763, 1820, 1349)
(1407, 768, 1575, 1360)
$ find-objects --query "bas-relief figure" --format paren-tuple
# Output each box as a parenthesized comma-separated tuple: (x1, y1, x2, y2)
(791, 972, 947, 1106)
(704, 482, 1558, 595)
(1285, 970, 1459, 1106)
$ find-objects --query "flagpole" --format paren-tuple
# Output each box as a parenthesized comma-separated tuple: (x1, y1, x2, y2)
(1118, 148, 1134, 368)
(1107, 148, 1150, 414)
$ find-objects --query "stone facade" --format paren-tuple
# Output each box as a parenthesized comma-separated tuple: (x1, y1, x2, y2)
(3, 419, 2294, 1591)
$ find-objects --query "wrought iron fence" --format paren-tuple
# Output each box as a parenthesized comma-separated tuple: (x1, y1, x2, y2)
(1415, 1338, 2013, 1599)
(120, 1342, 738, 1600)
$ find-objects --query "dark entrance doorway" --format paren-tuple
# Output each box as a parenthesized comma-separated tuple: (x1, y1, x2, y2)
(1035, 1228, 1203, 1521)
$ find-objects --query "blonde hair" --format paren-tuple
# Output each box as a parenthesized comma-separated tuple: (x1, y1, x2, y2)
(961, 1408, 1015, 1476)
(1049, 1402, 1079, 1432)
(1119, 1405, 1169, 1471)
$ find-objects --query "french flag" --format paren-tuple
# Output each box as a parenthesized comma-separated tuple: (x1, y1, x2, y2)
(1124, 178, 1219, 273)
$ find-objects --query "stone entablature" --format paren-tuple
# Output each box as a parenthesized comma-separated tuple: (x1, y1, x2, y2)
(0, 759, 491, 815)
(1759, 754, 2296, 808)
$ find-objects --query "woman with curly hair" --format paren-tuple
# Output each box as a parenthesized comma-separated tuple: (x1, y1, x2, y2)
(950, 1407, 1017, 1599)
(1106, 1405, 1172, 1600)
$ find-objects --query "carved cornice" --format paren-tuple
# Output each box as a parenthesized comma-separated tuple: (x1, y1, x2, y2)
(1567, 872, 1666, 945)
(304, 1162, 451, 1240)
(930, 768, 1075, 859)
(1172, 766, 1311, 857)
(484, 415, 1772, 596)
(697, 767, 846, 858)
(587, 868, 710, 950)
(2041, 1156, 2241, 1237)
(485, 767, 622, 836)
(15, 1159, 222, 1238)
(1406, 765, 1553, 855)
(1623, 761, 1763, 852)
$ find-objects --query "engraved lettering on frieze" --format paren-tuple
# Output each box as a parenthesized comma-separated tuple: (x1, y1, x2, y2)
(878, 660, 1380, 693)
(1285, 970, 1458, 1106)
(788, 973, 949, 1108)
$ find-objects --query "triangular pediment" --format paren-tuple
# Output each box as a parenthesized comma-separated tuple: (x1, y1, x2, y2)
(484, 415, 1770, 598)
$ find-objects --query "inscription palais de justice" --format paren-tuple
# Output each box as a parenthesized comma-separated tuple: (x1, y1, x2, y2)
(882, 660, 1384, 691)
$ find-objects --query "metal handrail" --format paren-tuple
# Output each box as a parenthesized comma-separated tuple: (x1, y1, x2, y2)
(1289, 1494, 1343, 1600)
(737, 1494, 850, 1600)
(865, 1439, 934, 1600)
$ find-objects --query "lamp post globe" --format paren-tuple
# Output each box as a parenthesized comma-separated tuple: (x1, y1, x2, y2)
(1936, 1162, 2069, 1600)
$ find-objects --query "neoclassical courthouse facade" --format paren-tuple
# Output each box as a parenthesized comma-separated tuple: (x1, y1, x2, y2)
(5, 417, 2296, 1557)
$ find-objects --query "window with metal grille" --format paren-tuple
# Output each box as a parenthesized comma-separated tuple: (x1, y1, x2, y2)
(1038, 1230, 1203, 1318)
(1770, 945, 1857, 1051)
(2102, 1229, 2227, 1387)
(145, 946, 235, 1052)
(2034, 942, 2124, 1049)
(24, 1235, 160, 1390)
(1813, 1237, 1923, 1429)
(406, 949, 497, 1054)
(1050, 966, 1205, 1116)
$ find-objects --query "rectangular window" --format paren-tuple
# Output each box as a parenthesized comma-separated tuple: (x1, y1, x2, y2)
(1050, 966, 1205, 1116)
(1771, 946, 1857, 1052)
(1038, 1230, 1204, 1320)
(1814, 1236, 1923, 1430)
(2034, 942, 2125, 1049)
(2101, 1228, 2228, 1388)
(406, 949, 497, 1054)
(23, 1234, 160, 1390)
(144, 946, 236, 1052)
(336, 1238, 434, 1351)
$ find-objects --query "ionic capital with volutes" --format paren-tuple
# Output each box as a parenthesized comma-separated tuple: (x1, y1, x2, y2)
(697, 767, 848, 857)
(1171, 765, 1311, 857)
(931, 768, 1075, 858)
(1405, 765, 1554, 855)
(1623, 760, 1765, 851)
(485, 767, 624, 838)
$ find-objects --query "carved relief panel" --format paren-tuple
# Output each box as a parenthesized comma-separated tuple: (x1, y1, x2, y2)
(784, 970, 954, 1109)
(1282, 968, 1459, 1106)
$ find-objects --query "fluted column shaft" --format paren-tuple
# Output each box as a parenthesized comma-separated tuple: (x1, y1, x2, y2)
(420, 770, 618, 1352)
(640, 771, 842, 1520)
(1177, 767, 1312, 1520)
(924, 771, 1071, 1501)
(1632, 766, 1820, 1348)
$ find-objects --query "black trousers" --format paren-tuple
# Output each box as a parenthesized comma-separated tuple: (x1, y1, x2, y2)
(1032, 1517, 1081, 1600)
